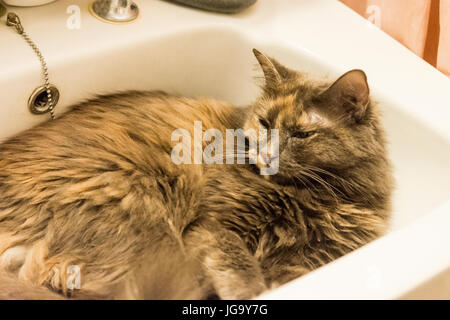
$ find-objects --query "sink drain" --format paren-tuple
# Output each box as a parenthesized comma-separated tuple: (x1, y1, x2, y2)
(28, 85, 60, 115)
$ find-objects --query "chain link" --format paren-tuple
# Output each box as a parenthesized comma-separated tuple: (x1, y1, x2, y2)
(6, 13, 55, 120)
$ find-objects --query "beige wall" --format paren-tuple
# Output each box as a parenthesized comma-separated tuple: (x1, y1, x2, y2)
(340, 0, 449, 76)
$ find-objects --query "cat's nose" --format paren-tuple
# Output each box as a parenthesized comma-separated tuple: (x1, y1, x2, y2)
(263, 153, 278, 164)
(267, 151, 279, 160)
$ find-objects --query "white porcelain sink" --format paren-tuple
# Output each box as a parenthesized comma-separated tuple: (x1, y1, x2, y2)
(1, 0, 450, 299)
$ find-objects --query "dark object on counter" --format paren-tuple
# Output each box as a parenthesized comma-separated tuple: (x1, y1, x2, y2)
(167, 0, 257, 13)
(0, 3, 6, 18)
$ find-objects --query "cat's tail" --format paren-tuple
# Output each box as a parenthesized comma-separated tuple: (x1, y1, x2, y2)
(0, 273, 107, 300)
(0, 272, 66, 300)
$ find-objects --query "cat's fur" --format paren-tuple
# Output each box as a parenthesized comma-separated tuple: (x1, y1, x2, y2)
(0, 273, 65, 300)
(0, 49, 393, 299)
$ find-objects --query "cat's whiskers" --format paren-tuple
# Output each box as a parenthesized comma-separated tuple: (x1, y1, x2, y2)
(302, 164, 370, 200)
(296, 169, 340, 201)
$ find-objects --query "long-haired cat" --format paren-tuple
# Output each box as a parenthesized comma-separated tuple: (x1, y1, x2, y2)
(0, 49, 393, 299)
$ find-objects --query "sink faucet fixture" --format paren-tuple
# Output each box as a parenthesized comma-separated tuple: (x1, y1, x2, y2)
(89, 0, 139, 23)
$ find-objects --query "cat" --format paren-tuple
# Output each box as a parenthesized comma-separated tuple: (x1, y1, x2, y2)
(0, 273, 65, 300)
(0, 49, 393, 299)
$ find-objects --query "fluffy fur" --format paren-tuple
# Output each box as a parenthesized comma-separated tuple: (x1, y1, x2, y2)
(0, 49, 393, 299)
(0, 273, 65, 300)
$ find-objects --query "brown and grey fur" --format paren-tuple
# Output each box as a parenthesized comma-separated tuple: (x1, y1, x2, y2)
(0, 273, 65, 299)
(0, 49, 393, 299)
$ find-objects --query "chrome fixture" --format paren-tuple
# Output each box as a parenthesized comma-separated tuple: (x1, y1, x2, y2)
(28, 85, 60, 115)
(89, 0, 139, 24)
(6, 12, 58, 119)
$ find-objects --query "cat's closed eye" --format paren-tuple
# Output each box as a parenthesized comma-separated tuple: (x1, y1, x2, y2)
(259, 118, 270, 128)
(292, 131, 316, 139)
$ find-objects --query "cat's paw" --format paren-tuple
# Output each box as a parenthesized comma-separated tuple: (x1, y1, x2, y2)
(0, 246, 28, 272)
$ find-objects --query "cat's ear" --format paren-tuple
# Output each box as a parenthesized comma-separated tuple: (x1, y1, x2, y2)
(253, 49, 294, 90)
(319, 69, 370, 122)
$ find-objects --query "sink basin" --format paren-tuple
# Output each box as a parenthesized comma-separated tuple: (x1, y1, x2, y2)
(1, 0, 449, 299)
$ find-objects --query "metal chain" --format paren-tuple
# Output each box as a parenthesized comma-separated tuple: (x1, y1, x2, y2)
(6, 13, 55, 120)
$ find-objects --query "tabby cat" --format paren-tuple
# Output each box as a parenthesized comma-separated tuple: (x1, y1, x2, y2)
(0, 49, 393, 299)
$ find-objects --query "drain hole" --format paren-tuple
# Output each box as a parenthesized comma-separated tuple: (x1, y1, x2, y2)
(28, 85, 60, 115)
